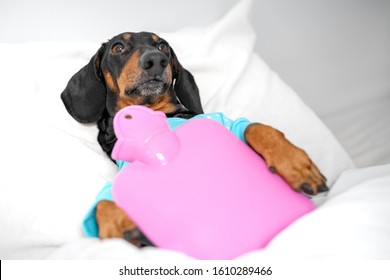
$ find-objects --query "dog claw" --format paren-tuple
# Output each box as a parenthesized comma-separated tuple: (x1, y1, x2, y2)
(269, 166, 277, 173)
(318, 184, 329, 193)
(301, 183, 314, 195)
(124, 229, 153, 248)
(124, 229, 139, 242)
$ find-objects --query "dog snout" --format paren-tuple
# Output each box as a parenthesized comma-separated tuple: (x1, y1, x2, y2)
(140, 50, 168, 77)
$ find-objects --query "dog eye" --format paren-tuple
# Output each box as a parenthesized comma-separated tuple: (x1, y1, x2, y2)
(158, 43, 169, 53)
(111, 43, 125, 54)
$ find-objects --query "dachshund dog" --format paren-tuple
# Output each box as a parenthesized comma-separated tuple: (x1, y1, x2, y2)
(61, 32, 328, 246)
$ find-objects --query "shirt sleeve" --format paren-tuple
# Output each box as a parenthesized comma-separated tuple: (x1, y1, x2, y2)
(218, 114, 251, 143)
(169, 112, 251, 142)
(82, 182, 113, 238)
(197, 112, 251, 143)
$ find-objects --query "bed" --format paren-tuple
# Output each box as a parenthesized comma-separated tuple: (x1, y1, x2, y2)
(1, 0, 389, 260)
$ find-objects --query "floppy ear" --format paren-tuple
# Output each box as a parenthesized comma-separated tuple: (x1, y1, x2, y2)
(61, 44, 107, 123)
(171, 49, 204, 114)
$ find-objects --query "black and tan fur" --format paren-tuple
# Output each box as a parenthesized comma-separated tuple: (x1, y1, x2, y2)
(61, 32, 328, 246)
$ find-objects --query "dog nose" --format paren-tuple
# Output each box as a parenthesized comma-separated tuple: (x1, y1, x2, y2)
(140, 51, 168, 76)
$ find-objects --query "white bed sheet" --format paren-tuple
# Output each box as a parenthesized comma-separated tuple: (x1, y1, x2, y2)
(48, 164, 390, 260)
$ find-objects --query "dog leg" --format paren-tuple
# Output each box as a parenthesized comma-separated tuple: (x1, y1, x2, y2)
(96, 200, 140, 244)
(244, 123, 328, 195)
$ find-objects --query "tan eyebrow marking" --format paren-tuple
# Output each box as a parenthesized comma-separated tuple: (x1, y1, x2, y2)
(122, 33, 131, 40)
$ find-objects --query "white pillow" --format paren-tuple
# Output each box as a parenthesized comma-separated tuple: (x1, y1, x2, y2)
(161, 0, 354, 185)
(0, 0, 353, 259)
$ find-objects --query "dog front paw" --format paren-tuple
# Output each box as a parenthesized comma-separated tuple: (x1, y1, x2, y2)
(266, 146, 328, 195)
(245, 123, 328, 195)
(124, 228, 154, 248)
(96, 200, 138, 239)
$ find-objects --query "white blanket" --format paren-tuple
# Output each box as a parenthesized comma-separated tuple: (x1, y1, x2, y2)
(48, 164, 390, 260)
(2, 0, 388, 260)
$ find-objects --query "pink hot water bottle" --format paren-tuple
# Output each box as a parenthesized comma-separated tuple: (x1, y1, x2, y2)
(111, 105, 315, 259)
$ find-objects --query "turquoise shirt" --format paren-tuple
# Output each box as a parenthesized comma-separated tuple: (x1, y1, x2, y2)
(83, 113, 250, 237)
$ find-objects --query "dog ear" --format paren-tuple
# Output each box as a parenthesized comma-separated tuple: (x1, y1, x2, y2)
(61, 43, 107, 123)
(171, 48, 204, 114)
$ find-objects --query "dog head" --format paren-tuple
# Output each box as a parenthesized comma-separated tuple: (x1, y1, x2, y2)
(61, 32, 203, 123)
